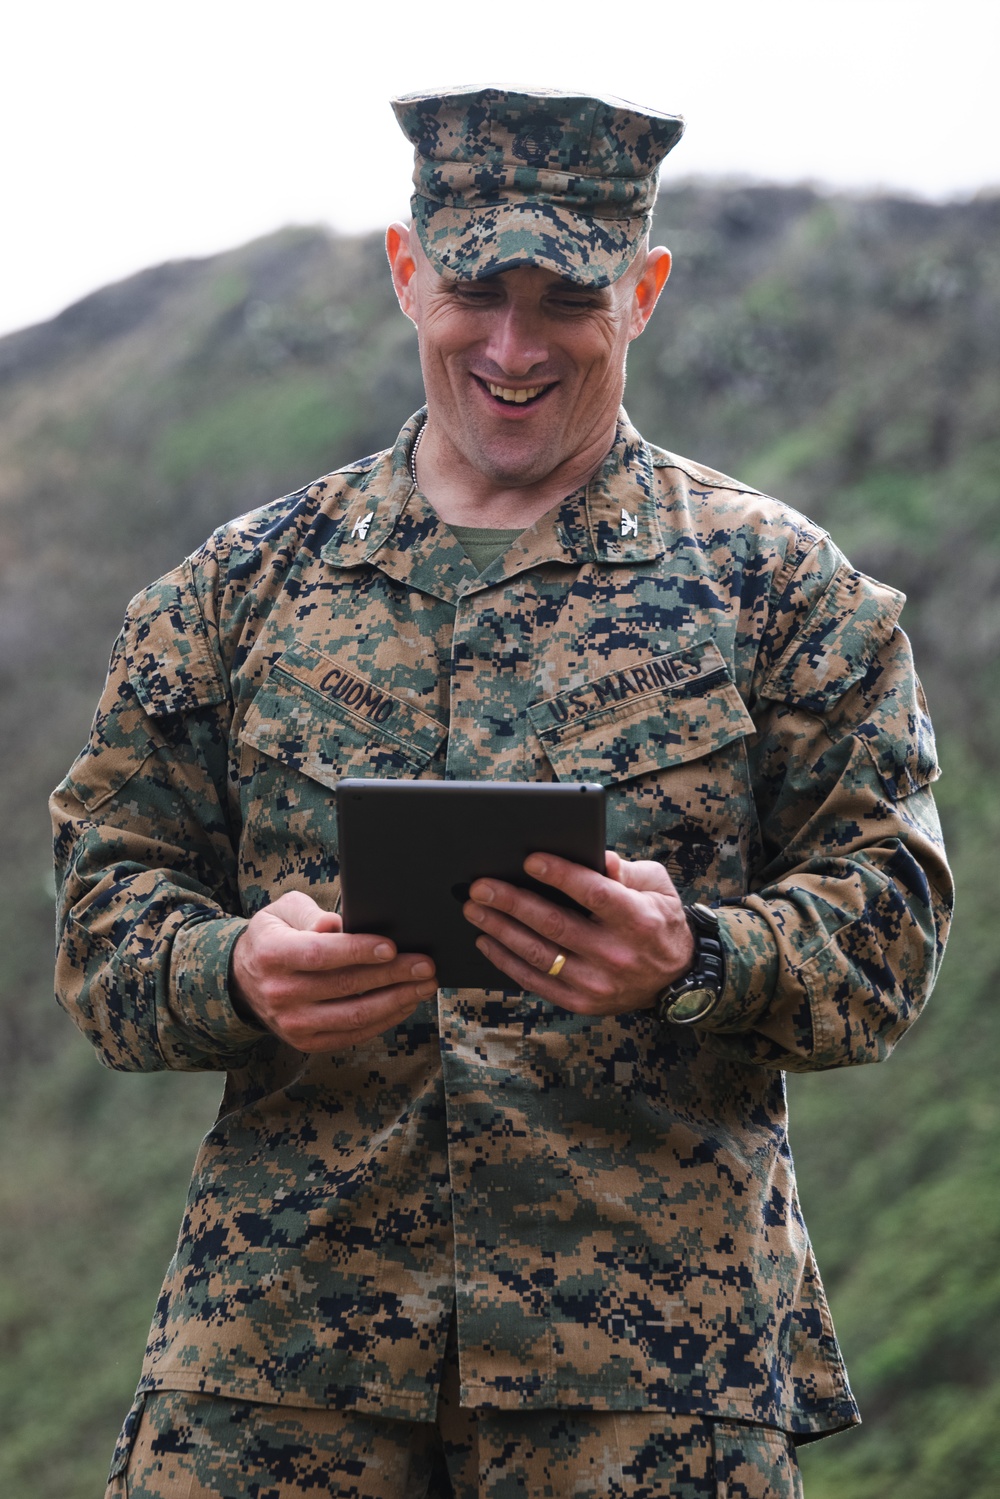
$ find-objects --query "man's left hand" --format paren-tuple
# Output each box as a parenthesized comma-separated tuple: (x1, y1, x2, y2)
(463, 851, 695, 1014)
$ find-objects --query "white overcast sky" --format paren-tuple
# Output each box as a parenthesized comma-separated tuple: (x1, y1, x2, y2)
(3, 0, 997, 339)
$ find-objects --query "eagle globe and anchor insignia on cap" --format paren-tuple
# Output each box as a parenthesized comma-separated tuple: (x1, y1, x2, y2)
(510, 114, 562, 166)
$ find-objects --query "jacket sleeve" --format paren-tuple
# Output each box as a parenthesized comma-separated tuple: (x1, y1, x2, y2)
(698, 537, 954, 1072)
(50, 556, 265, 1073)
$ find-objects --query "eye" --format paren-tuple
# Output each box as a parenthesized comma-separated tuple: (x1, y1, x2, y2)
(452, 282, 501, 304)
(549, 292, 602, 314)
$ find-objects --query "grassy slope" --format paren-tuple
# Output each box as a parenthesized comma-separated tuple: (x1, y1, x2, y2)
(0, 190, 997, 1497)
(630, 188, 1000, 1497)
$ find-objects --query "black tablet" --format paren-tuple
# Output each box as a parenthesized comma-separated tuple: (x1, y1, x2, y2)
(335, 779, 606, 988)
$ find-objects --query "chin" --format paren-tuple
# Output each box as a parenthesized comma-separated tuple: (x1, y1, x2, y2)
(480, 457, 552, 489)
(476, 437, 558, 487)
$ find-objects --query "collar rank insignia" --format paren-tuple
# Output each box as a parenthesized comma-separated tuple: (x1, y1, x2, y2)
(351, 510, 374, 540)
(620, 508, 639, 538)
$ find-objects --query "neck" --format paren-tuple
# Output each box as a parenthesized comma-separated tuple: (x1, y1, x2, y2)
(413, 416, 616, 528)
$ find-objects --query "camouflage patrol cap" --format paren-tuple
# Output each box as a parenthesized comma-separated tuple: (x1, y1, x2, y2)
(391, 85, 685, 286)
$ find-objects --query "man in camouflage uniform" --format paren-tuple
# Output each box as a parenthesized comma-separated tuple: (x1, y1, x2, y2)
(52, 88, 953, 1498)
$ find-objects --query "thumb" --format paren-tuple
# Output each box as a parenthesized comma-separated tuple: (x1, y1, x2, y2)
(310, 909, 343, 934)
(614, 858, 679, 897)
(268, 889, 343, 932)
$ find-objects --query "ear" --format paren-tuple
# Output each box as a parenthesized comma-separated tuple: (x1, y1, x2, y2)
(628, 246, 672, 340)
(386, 222, 419, 325)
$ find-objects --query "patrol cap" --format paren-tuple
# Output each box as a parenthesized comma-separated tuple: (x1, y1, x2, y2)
(391, 85, 685, 287)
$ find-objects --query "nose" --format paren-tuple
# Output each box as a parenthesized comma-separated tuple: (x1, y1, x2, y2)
(483, 302, 549, 377)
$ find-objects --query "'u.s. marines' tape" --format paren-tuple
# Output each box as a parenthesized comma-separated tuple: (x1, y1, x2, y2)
(541, 649, 723, 727)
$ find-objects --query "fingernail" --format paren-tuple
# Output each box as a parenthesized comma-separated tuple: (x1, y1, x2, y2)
(416, 981, 438, 998)
(374, 943, 393, 961)
(529, 856, 548, 877)
(475, 884, 494, 904)
(412, 960, 434, 979)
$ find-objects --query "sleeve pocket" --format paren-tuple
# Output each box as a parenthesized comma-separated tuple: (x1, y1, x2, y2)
(758, 566, 939, 802)
(64, 720, 159, 814)
(65, 559, 229, 813)
(856, 674, 941, 799)
(757, 564, 904, 714)
(124, 558, 228, 718)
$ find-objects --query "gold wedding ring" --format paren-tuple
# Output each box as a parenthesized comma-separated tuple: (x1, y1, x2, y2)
(547, 953, 567, 978)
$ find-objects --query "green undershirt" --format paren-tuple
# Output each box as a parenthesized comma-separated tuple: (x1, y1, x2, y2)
(448, 523, 524, 574)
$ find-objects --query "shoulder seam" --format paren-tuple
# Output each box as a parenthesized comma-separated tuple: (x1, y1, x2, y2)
(651, 449, 767, 498)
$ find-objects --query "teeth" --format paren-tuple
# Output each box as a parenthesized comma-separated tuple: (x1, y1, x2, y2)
(487, 383, 546, 404)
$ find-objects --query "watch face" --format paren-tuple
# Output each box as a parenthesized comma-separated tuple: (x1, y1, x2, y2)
(665, 987, 717, 1024)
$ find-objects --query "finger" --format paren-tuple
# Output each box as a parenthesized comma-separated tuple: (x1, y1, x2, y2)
(283, 979, 438, 1052)
(467, 875, 599, 959)
(473, 854, 630, 924)
(260, 920, 401, 975)
(464, 898, 575, 980)
(467, 872, 658, 975)
(319, 978, 438, 1028)
(292, 954, 436, 1003)
(293, 931, 402, 974)
(465, 901, 626, 1008)
(472, 934, 608, 1014)
(524, 852, 675, 913)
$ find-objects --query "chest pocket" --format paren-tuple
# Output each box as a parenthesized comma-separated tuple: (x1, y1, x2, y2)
(241, 642, 447, 785)
(527, 639, 756, 899)
(236, 643, 447, 905)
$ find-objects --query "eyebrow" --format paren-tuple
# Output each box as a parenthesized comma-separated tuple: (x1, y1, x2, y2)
(555, 282, 612, 300)
(443, 273, 612, 302)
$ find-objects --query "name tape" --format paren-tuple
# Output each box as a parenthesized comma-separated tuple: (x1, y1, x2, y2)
(319, 665, 396, 724)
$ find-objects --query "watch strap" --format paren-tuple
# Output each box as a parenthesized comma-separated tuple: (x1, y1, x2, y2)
(655, 902, 726, 1026)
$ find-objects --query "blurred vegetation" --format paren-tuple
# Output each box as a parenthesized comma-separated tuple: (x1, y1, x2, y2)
(0, 186, 997, 1496)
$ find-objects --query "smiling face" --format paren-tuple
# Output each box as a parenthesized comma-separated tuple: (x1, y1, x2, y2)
(387, 225, 671, 509)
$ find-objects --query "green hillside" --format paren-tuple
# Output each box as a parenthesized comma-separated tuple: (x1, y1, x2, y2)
(1, 186, 997, 1497)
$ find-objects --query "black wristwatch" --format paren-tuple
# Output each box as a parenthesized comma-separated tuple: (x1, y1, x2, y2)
(655, 903, 726, 1026)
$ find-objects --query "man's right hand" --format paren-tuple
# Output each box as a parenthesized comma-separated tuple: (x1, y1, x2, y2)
(229, 890, 437, 1052)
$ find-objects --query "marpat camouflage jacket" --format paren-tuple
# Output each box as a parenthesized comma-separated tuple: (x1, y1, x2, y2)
(51, 411, 952, 1438)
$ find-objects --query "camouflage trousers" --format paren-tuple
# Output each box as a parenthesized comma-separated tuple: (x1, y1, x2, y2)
(110, 1311, 801, 1499)
(108, 1388, 802, 1498)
